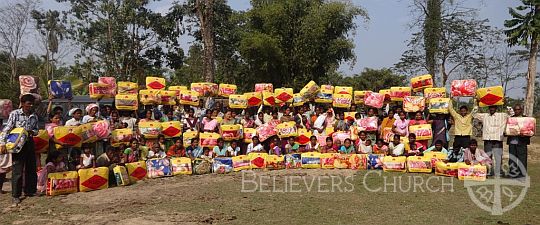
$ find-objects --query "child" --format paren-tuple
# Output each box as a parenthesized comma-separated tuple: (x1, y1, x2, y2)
(306, 136, 320, 152)
(284, 137, 299, 154)
(373, 139, 389, 155)
(271, 137, 282, 155)
(424, 140, 448, 154)
(158, 134, 172, 153)
(37, 151, 66, 194)
(148, 142, 166, 159)
(167, 139, 186, 157)
(77, 144, 95, 169)
(246, 136, 264, 154)
(463, 139, 492, 166)
(213, 138, 228, 157)
(340, 138, 356, 154)
(358, 139, 373, 154)
(123, 139, 141, 163)
(388, 135, 405, 157)
(201, 147, 213, 160)
(139, 137, 150, 161)
(405, 133, 424, 156)
(187, 138, 203, 159)
(227, 141, 241, 157)
(357, 131, 368, 151)
(445, 146, 464, 163)
(333, 139, 341, 152)
(321, 137, 336, 153)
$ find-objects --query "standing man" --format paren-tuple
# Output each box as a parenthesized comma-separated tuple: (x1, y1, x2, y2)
(507, 104, 530, 178)
(448, 100, 477, 152)
(474, 104, 508, 177)
(0, 94, 39, 206)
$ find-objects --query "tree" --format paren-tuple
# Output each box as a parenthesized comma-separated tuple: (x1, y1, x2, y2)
(58, 0, 185, 83)
(195, 0, 216, 82)
(0, 0, 39, 85)
(504, 0, 540, 116)
(32, 10, 66, 81)
(422, 0, 443, 77)
(328, 68, 407, 92)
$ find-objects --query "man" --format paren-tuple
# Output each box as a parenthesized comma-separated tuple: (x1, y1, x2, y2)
(507, 104, 530, 178)
(448, 100, 477, 152)
(474, 104, 508, 177)
(0, 94, 39, 206)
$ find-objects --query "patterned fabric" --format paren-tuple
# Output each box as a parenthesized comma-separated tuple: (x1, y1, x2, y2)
(474, 111, 508, 142)
(0, 109, 38, 144)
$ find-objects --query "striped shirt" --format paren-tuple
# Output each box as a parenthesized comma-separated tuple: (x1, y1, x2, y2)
(474, 111, 508, 142)
(0, 109, 39, 144)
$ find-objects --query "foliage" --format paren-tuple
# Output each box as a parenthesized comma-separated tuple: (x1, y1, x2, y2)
(328, 68, 406, 92)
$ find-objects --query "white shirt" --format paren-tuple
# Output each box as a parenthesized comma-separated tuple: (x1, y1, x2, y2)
(246, 143, 264, 154)
(82, 115, 96, 124)
(227, 146, 240, 156)
(65, 118, 82, 126)
(474, 111, 508, 142)
(120, 117, 137, 130)
(389, 143, 405, 156)
(148, 150, 166, 159)
(82, 154, 94, 167)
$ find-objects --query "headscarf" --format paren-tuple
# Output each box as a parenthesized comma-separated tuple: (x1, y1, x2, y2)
(68, 108, 82, 117)
(86, 103, 99, 113)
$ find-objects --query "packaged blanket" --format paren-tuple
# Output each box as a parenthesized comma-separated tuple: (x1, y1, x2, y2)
(19, 75, 41, 101)
(301, 152, 321, 169)
(5, 128, 28, 154)
(117, 81, 138, 94)
(179, 90, 199, 106)
(146, 158, 172, 178)
(139, 89, 161, 105)
(221, 124, 242, 141)
(410, 74, 433, 92)
(111, 129, 133, 147)
(219, 83, 237, 97)
(320, 153, 338, 169)
(113, 165, 130, 186)
(354, 91, 371, 104)
(315, 85, 333, 103)
(33, 129, 49, 153)
(191, 82, 218, 97)
(262, 91, 275, 106)
(160, 90, 177, 105)
(435, 161, 458, 177)
(78, 167, 109, 192)
(266, 155, 285, 170)
(138, 121, 162, 139)
(358, 117, 378, 132)
(232, 155, 251, 171)
(406, 156, 432, 173)
(285, 154, 302, 169)
(344, 112, 356, 121)
(292, 93, 306, 107)
(255, 83, 273, 93)
(409, 124, 432, 141)
(171, 157, 193, 175)
(53, 126, 83, 148)
(333, 154, 352, 169)
(192, 158, 213, 175)
(0, 99, 13, 119)
(299, 80, 320, 100)
(364, 92, 384, 108)
(115, 94, 138, 111)
(451, 80, 477, 97)
(429, 98, 450, 114)
(334, 86, 353, 95)
(126, 161, 148, 183)
(256, 123, 277, 142)
(333, 94, 352, 108)
(367, 154, 384, 170)
(379, 89, 392, 103)
(47, 171, 78, 196)
(199, 132, 220, 148)
(403, 96, 425, 112)
(182, 131, 198, 146)
(274, 88, 294, 104)
(276, 122, 297, 138)
(382, 156, 407, 172)
(162, 121, 182, 138)
(457, 163, 487, 181)
(390, 87, 411, 101)
(169, 86, 188, 97)
(229, 94, 248, 109)
(349, 154, 368, 170)
(476, 86, 504, 107)
(424, 88, 446, 101)
(332, 131, 351, 144)
(48, 80, 72, 99)
(297, 129, 311, 145)
(213, 157, 233, 174)
(243, 128, 257, 143)
(244, 92, 262, 107)
(249, 152, 268, 169)
(505, 117, 536, 136)
(424, 151, 448, 168)
(146, 77, 166, 90)
(98, 77, 117, 93)
(80, 123, 97, 143)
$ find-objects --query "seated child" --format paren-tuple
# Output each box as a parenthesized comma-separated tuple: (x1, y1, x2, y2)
(405, 133, 424, 156)
(373, 139, 389, 155)
(424, 140, 448, 154)
(321, 137, 336, 153)
(333, 139, 341, 152)
(388, 135, 405, 157)
(148, 142, 167, 159)
(213, 138, 228, 157)
(187, 138, 203, 159)
(339, 138, 356, 154)
(271, 137, 282, 156)
(284, 137, 300, 154)
(201, 147, 213, 160)
(358, 139, 373, 154)
(77, 144, 96, 169)
(37, 151, 66, 194)
(227, 141, 241, 157)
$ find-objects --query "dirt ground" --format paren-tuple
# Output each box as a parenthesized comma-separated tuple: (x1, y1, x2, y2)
(1, 138, 539, 225)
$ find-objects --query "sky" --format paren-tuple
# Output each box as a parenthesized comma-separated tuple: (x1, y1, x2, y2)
(38, 0, 527, 97)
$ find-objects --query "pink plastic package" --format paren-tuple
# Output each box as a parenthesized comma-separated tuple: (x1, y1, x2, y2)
(364, 92, 384, 108)
(451, 80, 477, 97)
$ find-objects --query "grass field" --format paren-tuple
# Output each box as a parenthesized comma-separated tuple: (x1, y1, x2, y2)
(1, 138, 539, 225)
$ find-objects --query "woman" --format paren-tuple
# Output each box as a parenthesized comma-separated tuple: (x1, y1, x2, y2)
(139, 109, 155, 123)
(380, 110, 396, 141)
(182, 108, 199, 132)
(123, 139, 141, 163)
(109, 110, 122, 129)
(280, 107, 293, 123)
(82, 104, 100, 124)
(241, 112, 255, 128)
(365, 108, 378, 143)
(167, 139, 186, 157)
(430, 114, 450, 149)
(221, 111, 237, 125)
(268, 111, 281, 127)
(254, 112, 265, 127)
(408, 111, 429, 150)
(393, 111, 409, 137)
(201, 110, 218, 132)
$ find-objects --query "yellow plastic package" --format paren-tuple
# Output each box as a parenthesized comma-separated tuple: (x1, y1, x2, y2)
(126, 161, 148, 183)
(332, 94, 352, 108)
(47, 171, 79, 196)
(146, 77, 166, 90)
(161, 121, 182, 138)
(78, 167, 109, 192)
(229, 94, 247, 109)
(301, 152, 321, 169)
(274, 88, 294, 104)
(411, 74, 433, 92)
(170, 157, 193, 175)
(334, 86, 353, 95)
(115, 94, 138, 111)
(117, 81, 138, 94)
(382, 156, 407, 172)
(276, 122, 297, 138)
(232, 155, 251, 171)
(179, 90, 199, 106)
(476, 86, 504, 107)
(139, 89, 161, 105)
(406, 156, 432, 173)
(249, 152, 268, 169)
(219, 83, 237, 97)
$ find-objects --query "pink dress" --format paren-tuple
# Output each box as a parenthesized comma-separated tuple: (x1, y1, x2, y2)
(37, 161, 65, 193)
(394, 119, 409, 136)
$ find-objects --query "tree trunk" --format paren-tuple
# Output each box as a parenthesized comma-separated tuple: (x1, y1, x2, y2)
(525, 38, 538, 116)
(423, 0, 442, 77)
(196, 0, 215, 83)
(10, 56, 17, 85)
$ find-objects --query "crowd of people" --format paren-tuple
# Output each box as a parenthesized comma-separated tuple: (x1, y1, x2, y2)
(0, 87, 532, 206)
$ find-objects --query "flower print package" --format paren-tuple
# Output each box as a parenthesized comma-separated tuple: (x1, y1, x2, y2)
(213, 157, 233, 174)
(146, 158, 172, 178)
(19, 75, 42, 101)
(171, 157, 193, 175)
(451, 80, 476, 97)
(48, 80, 72, 99)
(506, 117, 536, 136)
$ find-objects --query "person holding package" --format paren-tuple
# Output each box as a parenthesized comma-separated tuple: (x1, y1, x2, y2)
(448, 100, 477, 155)
(473, 104, 508, 177)
(507, 104, 530, 178)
